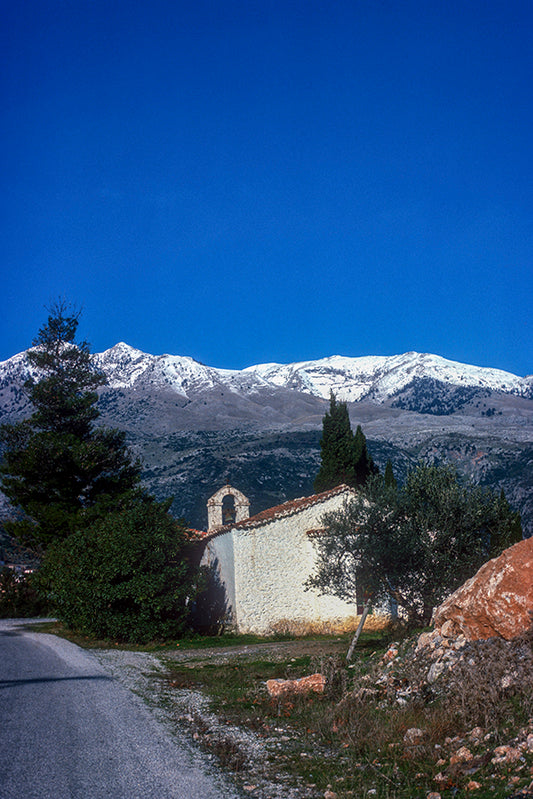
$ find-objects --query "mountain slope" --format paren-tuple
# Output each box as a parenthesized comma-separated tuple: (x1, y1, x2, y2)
(0, 344, 532, 535)
(2, 342, 531, 410)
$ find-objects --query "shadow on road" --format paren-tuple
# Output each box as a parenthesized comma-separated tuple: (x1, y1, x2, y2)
(0, 674, 113, 689)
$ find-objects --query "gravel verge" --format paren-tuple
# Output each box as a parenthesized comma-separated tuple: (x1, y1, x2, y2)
(93, 645, 334, 799)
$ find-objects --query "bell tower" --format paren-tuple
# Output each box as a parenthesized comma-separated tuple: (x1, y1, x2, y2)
(207, 485, 250, 531)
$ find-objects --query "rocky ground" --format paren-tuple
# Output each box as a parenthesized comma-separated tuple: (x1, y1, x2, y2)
(93, 630, 533, 799)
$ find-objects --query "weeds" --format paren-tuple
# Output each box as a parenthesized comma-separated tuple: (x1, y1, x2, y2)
(268, 614, 390, 637)
(164, 626, 533, 798)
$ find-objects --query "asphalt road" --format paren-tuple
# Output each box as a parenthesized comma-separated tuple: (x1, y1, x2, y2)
(0, 619, 239, 799)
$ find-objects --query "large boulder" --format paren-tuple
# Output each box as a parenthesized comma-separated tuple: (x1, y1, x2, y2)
(433, 536, 533, 641)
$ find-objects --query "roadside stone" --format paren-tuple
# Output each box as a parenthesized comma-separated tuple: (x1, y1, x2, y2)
(427, 660, 447, 683)
(416, 630, 442, 653)
(466, 780, 482, 790)
(404, 728, 426, 745)
(440, 620, 456, 637)
(491, 745, 523, 765)
(381, 643, 399, 663)
(449, 746, 473, 765)
(468, 727, 485, 743)
(502, 670, 521, 690)
(266, 673, 326, 697)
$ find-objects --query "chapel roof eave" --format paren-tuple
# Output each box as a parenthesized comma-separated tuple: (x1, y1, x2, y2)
(202, 484, 355, 542)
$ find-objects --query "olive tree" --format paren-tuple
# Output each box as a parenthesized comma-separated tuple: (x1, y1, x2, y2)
(308, 464, 522, 627)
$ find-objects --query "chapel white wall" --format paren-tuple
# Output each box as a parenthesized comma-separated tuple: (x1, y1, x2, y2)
(201, 532, 236, 624)
(207, 492, 358, 634)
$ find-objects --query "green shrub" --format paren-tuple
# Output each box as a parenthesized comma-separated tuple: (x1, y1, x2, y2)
(39, 500, 201, 643)
(0, 567, 49, 618)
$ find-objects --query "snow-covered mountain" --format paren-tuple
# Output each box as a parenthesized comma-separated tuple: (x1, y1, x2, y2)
(1, 342, 533, 536)
(2, 342, 532, 404)
(95, 344, 533, 401)
(242, 352, 532, 402)
(94, 342, 229, 396)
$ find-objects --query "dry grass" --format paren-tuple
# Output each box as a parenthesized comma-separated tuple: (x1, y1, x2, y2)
(268, 613, 390, 637)
(163, 624, 533, 798)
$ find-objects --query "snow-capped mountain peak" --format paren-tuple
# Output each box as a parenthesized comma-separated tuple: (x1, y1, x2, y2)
(1, 343, 531, 404)
(241, 351, 529, 402)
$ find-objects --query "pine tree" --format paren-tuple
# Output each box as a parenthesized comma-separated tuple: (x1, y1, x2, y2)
(0, 302, 142, 549)
(314, 393, 377, 492)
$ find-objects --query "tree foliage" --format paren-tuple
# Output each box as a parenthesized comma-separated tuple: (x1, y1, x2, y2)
(308, 464, 522, 625)
(0, 302, 203, 640)
(0, 301, 141, 549)
(314, 393, 377, 492)
(38, 500, 201, 642)
(0, 568, 50, 618)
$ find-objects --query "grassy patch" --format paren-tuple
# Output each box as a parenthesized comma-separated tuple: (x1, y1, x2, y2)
(26, 619, 325, 651)
(163, 631, 533, 799)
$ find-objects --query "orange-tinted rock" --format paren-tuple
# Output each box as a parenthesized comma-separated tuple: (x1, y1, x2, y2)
(266, 672, 326, 697)
(433, 537, 533, 641)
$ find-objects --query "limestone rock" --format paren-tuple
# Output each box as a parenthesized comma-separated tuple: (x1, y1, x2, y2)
(266, 672, 326, 697)
(433, 537, 533, 641)
(403, 727, 426, 745)
(449, 746, 473, 765)
(491, 745, 523, 765)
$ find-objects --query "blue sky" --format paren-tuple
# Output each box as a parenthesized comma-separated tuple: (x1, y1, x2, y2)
(2, 0, 532, 375)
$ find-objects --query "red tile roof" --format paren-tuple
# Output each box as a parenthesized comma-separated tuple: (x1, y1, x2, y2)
(203, 484, 354, 541)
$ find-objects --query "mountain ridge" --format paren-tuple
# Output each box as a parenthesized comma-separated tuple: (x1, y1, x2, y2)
(1, 343, 532, 536)
(2, 341, 531, 403)
(58, 342, 533, 403)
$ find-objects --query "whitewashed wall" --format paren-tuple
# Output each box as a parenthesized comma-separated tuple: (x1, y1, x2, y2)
(202, 490, 358, 634)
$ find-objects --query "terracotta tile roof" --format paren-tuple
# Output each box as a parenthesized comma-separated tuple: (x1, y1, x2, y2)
(203, 484, 355, 541)
(188, 528, 210, 539)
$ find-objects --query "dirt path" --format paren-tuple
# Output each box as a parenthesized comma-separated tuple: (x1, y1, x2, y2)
(161, 637, 349, 666)
(93, 644, 329, 799)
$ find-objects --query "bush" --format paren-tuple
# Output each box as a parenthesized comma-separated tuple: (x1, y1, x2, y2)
(0, 567, 50, 618)
(39, 500, 202, 643)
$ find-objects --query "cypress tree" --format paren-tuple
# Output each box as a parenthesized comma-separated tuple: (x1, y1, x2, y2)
(314, 393, 377, 492)
(384, 459, 397, 490)
(353, 424, 378, 485)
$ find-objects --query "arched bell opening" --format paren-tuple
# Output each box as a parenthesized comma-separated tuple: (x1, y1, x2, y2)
(222, 494, 236, 525)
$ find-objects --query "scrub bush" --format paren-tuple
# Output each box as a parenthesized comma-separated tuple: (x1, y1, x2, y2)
(39, 500, 201, 643)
